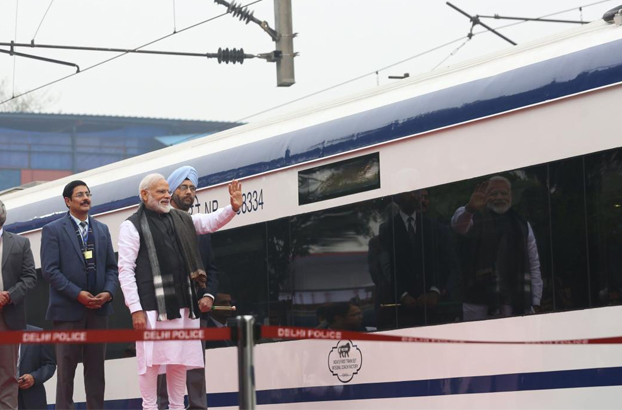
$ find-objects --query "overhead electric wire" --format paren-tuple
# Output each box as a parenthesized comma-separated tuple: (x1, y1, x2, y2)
(431, 37, 471, 71)
(1, 0, 615, 113)
(12, 0, 19, 98)
(32, 0, 56, 42)
(0, 0, 263, 108)
(172, 0, 178, 33)
(236, 0, 616, 122)
(235, 36, 469, 122)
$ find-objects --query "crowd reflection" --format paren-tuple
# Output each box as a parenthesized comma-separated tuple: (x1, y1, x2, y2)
(22, 148, 622, 357)
(186, 151, 622, 334)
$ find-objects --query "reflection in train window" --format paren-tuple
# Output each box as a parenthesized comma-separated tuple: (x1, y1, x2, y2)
(285, 200, 386, 330)
(298, 152, 380, 205)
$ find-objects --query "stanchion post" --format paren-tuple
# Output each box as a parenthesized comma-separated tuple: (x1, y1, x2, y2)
(236, 315, 257, 409)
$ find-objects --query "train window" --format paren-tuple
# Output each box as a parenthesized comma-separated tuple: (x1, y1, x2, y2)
(210, 223, 269, 326)
(285, 200, 387, 330)
(584, 149, 622, 308)
(298, 152, 380, 205)
(441, 165, 554, 322)
(548, 157, 590, 311)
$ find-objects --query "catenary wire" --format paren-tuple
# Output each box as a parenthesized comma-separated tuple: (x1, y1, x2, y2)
(0, 0, 263, 107)
(236, 0, 616, 122)
(432, 37, 470, 73)
(173, 0, 178, 33)
(235, 36, 469, 122)
(32, 0, 56, 42)
(12, 0, 19, 98)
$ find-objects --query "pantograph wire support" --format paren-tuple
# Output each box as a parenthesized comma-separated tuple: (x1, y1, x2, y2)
(0, 42, 256, 65)
(477, 14, 589, 25)
(0, 42, 80, 72)
(213, 0, 279, 41)
(446, 2, 517, 46)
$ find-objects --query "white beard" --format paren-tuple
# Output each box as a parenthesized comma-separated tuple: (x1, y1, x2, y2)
(488, 201, 511, 215)
(147, 196, 171, 214)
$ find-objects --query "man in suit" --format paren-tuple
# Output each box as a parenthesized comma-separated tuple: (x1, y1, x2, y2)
(158, 166, 220, 410)
(0, 199, 37, 410)
(205, 292, 235, 349)
(18, 325, 56, 410)
(41, 180, 119, 410)
(379, 190, 457, 327)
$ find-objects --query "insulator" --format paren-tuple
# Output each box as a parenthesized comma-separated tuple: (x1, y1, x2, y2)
(227, 1, 254, 24)
(217, 47, 245, 64)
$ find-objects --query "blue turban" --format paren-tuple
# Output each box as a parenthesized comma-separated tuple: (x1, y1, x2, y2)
(167, 165, 199, 192)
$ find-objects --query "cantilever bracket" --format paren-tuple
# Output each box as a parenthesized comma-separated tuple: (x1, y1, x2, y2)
(0, 47, 80, 72)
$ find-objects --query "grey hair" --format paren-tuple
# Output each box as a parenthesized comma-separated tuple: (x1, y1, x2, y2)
(138, 173, 166, 202)
(488, 175, 512, 191)
(0, 200, 6, 227)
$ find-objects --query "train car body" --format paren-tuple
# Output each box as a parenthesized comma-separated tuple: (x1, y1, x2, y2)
(3, 17, 622, 409)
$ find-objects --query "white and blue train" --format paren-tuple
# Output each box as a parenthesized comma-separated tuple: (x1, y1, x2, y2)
(3, 10, 622, 409)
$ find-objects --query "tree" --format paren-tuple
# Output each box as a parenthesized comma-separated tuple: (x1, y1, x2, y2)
(0, 78, 54, 112)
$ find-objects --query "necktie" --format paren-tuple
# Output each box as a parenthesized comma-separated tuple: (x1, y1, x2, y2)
(80, 221, 88, 247)
(16, 344, 21, 378)
(407, 216, 416, 242)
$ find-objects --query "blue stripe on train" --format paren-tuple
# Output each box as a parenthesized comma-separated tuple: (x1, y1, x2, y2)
(10, 37, 622, 234)
(56, 366, 622, 408)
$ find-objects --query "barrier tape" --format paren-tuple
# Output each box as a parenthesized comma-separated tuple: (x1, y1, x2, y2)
(261, 326, 622, 345)
(2, 325, 622, 345)
(0, 327, 230, 345)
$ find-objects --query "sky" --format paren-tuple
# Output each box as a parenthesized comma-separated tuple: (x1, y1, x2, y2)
(0, 0, 618, 124)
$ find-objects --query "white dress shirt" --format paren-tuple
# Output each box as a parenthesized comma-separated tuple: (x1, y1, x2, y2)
(117, 204, 236, 375)
(399, 210, 416, 234)
(68, 213, 89, 240)
(118, 205, 236, 314)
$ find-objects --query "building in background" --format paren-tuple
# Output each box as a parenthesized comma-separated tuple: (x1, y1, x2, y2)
(0, 112, 241, 192)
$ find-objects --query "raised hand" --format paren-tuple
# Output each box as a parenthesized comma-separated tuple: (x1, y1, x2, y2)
(229, 180, 243, 212)
(465, 181, 489, 213)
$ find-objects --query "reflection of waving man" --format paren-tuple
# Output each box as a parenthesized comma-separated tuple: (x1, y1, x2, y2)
(118, 173, 242, 410)
(451, 176, 542, 321)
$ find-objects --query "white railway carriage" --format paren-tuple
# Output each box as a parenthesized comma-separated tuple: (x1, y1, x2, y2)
(3, 12, 622, 409)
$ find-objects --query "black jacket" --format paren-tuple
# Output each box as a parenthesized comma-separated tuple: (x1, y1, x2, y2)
(18, 325, 56, 410)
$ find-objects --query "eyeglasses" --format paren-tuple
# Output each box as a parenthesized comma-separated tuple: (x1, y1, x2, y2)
(178, 185, 197, 193)
(73, 192, 92, 199)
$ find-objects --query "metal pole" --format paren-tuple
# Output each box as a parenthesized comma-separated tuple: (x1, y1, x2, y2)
(274, 0, 295, 86)
(236, 315, 257, 410)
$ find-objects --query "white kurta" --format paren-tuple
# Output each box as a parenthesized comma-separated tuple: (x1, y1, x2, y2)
(118, 205, 236, 375)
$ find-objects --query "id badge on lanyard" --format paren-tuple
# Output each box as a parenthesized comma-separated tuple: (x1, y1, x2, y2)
(82, 227, 93, 260)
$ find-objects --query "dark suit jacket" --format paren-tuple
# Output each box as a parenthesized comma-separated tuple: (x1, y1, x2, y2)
(198, 234, 218, 320)
(40, 213, 118, 321)
(379, 213, 453, 298)
(1, 230, 37, 330)
(18, 325, 56, 410)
